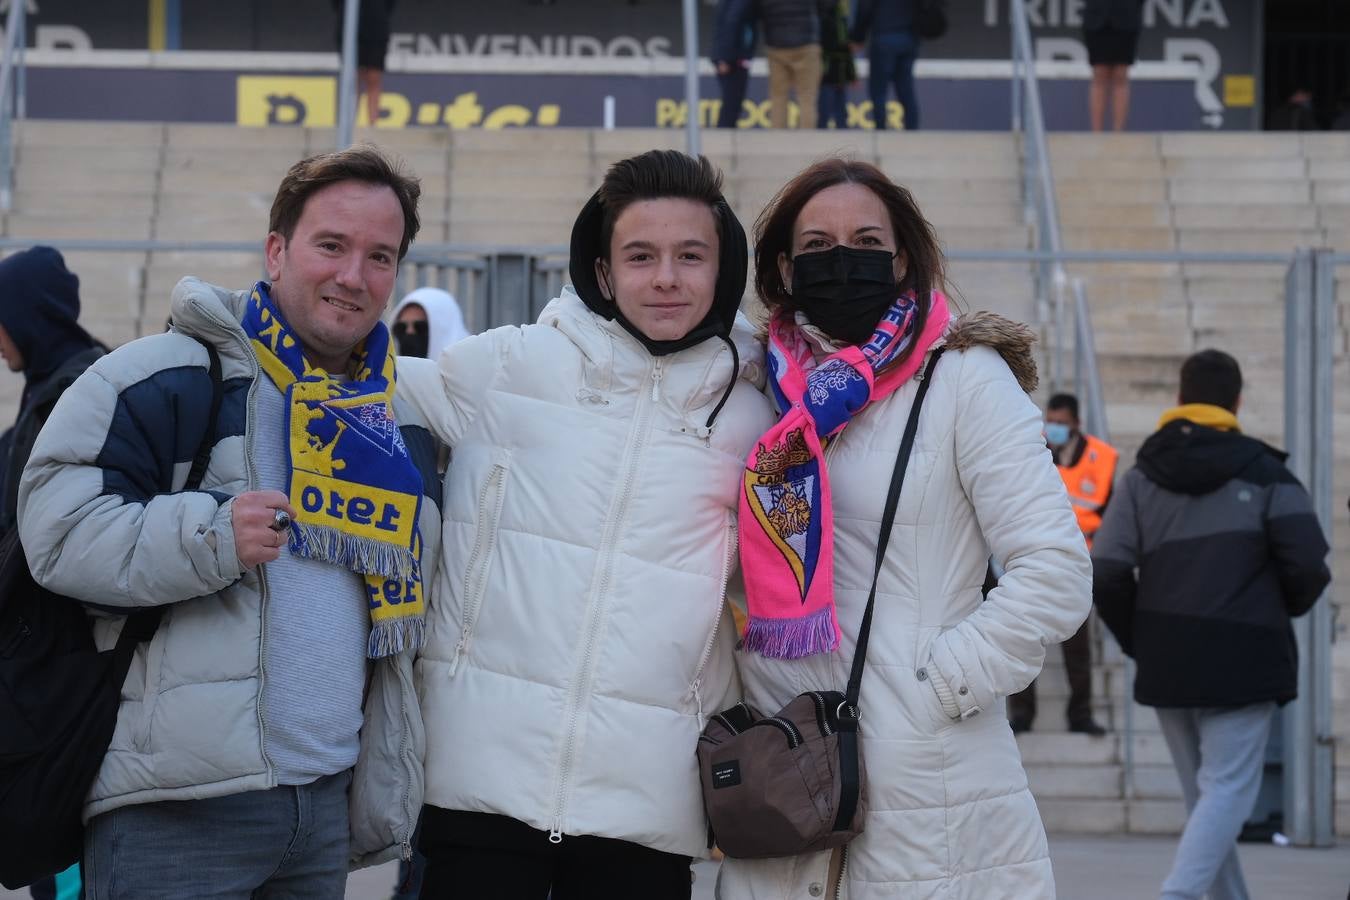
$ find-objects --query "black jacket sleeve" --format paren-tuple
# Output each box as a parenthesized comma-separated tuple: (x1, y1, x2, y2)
(713, 0, 755, 63)
(1266, 472, 1332, 617)
(849, 0, 876, 44)
(1090, 470, 1141, 656)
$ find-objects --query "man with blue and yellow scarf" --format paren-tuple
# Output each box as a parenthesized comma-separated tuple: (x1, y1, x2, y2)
(17, 146, 443, 898)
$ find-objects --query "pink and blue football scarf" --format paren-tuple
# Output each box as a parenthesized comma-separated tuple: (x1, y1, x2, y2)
(739, 291, 951, 658)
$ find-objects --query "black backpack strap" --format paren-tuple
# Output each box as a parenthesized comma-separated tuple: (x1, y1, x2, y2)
(832, 347, 945, 832)
(113, 337, 224, 660)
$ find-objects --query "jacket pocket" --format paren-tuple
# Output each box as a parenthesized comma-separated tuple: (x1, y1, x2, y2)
(448, 456, 510, 677)
(688, 511, 737, 727)
(132, 613, 168, 753)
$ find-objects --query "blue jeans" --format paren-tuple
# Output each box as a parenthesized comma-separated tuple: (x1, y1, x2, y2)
(869, 30, 920, 130)
(1155, 703, 1275, 900)
(82, 770, 352, 900)
(817, 84, 849, 129)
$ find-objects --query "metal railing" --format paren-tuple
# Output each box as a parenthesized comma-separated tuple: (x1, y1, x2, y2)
(0, 0, 27, 211)
(1009, 0, 1135, 802)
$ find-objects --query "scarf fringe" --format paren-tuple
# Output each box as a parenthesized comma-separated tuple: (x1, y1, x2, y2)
(292, 522, 418, 580)
(741, 606, 840, 659)
(368, 616, 426, 659)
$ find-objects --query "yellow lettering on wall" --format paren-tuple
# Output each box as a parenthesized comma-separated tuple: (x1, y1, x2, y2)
(236, 76, 336, 127)
(356, 92, 412, 128)
(484, 104, 532, 129)
(1223, 75, 1255, 108)
(656, 98, 682, 127)
(536, 104, 561, 127)
(739, 101, 771, 129)
(442, 92, 486, 129)
(416, 102, 440, 125)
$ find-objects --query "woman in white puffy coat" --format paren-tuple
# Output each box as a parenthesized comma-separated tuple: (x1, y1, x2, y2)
(396, 151, 775, 899)
(716, 159, 1092, 900)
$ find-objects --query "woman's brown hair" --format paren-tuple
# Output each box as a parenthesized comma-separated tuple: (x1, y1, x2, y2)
(753, 158, 945, 352)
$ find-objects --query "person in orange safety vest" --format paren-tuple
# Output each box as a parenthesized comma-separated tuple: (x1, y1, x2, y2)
(1009, 393, 1115, 736)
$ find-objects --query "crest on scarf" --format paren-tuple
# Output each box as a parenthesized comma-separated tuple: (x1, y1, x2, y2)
(743, 429, 822, 600)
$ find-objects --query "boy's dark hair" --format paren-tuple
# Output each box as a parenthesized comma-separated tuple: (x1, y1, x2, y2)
(1047, 393, 1080, 421)
(1179, 349, 1243, 411)
(597, 150, 725, 256)
(269, 145, 421, 261)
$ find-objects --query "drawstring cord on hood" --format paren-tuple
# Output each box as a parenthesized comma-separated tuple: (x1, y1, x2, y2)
(705, 334, 739, 430)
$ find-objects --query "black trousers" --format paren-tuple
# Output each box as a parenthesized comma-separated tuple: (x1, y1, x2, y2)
(1009, 619, 1093, 725)
(417, 807, 693, 900)
(716, 66, 749, 128)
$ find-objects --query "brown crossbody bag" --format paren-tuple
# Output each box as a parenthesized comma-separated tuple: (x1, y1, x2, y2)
(697, 348, 944, 859)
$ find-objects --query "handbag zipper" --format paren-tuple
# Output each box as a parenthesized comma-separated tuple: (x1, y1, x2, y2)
(809, 690, 834, 737)
(758, 716, 804, 749)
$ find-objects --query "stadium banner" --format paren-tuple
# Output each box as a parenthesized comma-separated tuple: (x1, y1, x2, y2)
(12, 0, 1259, 130)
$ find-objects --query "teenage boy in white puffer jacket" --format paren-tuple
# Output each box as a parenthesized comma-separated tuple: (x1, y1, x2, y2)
(396, 150, 775, 898)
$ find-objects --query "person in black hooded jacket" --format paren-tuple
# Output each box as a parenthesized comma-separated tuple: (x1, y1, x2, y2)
(0, 246, 104, 536)
(1092, 348, 1329, 900)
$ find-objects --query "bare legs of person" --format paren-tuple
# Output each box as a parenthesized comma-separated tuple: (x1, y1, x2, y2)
(1090, 64, 1131, 132)
(359, 67, 383, 126)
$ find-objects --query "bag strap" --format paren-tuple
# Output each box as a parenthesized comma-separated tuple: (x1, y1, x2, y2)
(842, 346, 945, 714)
(113, 337, 224, 655)
(831, 347, 944, 834)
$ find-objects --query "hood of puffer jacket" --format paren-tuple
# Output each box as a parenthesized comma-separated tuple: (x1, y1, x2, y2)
(567, 185, 749, 356)
(0, 245, 101, 389)
(392, 287, 472, 359)
(538, 285, 765, 392)
(941, 310, 1039, 394)
(1136, 420, 1278, 496)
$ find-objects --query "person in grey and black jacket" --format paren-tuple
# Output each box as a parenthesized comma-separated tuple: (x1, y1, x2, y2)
(1092, 348, 1329, 900)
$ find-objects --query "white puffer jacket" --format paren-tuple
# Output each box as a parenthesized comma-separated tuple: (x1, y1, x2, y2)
(717, 314, 1092, 900)
(397, 288, 777, 857)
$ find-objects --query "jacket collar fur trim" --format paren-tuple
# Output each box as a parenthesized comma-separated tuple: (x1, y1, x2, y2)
(941, 311, 1039, 393)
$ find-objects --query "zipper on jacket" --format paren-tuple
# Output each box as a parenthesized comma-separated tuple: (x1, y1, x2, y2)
(448, 462, 507, 678)
(650, 358, 665, 402)
(238, 346, 279, 785)
(687, 512, 738, 730)
(758, 716, 804, 749)
(833, 845, 849, 900)
(549, 356, 660, 844)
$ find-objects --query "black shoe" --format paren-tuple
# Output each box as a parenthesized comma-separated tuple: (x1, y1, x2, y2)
(1068, 717, 1107, 737)
(1010, 716, 1032, 734)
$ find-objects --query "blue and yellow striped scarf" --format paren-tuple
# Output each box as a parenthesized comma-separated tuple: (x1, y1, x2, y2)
(243, 283, 424, 658)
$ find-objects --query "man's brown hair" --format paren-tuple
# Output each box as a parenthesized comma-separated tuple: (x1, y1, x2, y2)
(268, 145, 421, 261)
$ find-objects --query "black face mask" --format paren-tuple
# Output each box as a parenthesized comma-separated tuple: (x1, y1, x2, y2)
(392, 320, 429, 358)
(790, 245, 898, 346)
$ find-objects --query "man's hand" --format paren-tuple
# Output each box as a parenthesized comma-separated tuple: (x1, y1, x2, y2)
(716, 61, 731, 76)
(232, 490, 297, 569)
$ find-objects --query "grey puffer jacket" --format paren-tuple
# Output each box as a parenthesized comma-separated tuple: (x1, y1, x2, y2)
(17, 277, 442, 869)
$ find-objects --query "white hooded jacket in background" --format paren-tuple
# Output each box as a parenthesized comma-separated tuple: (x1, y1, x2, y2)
(393, 287, 472, 359)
